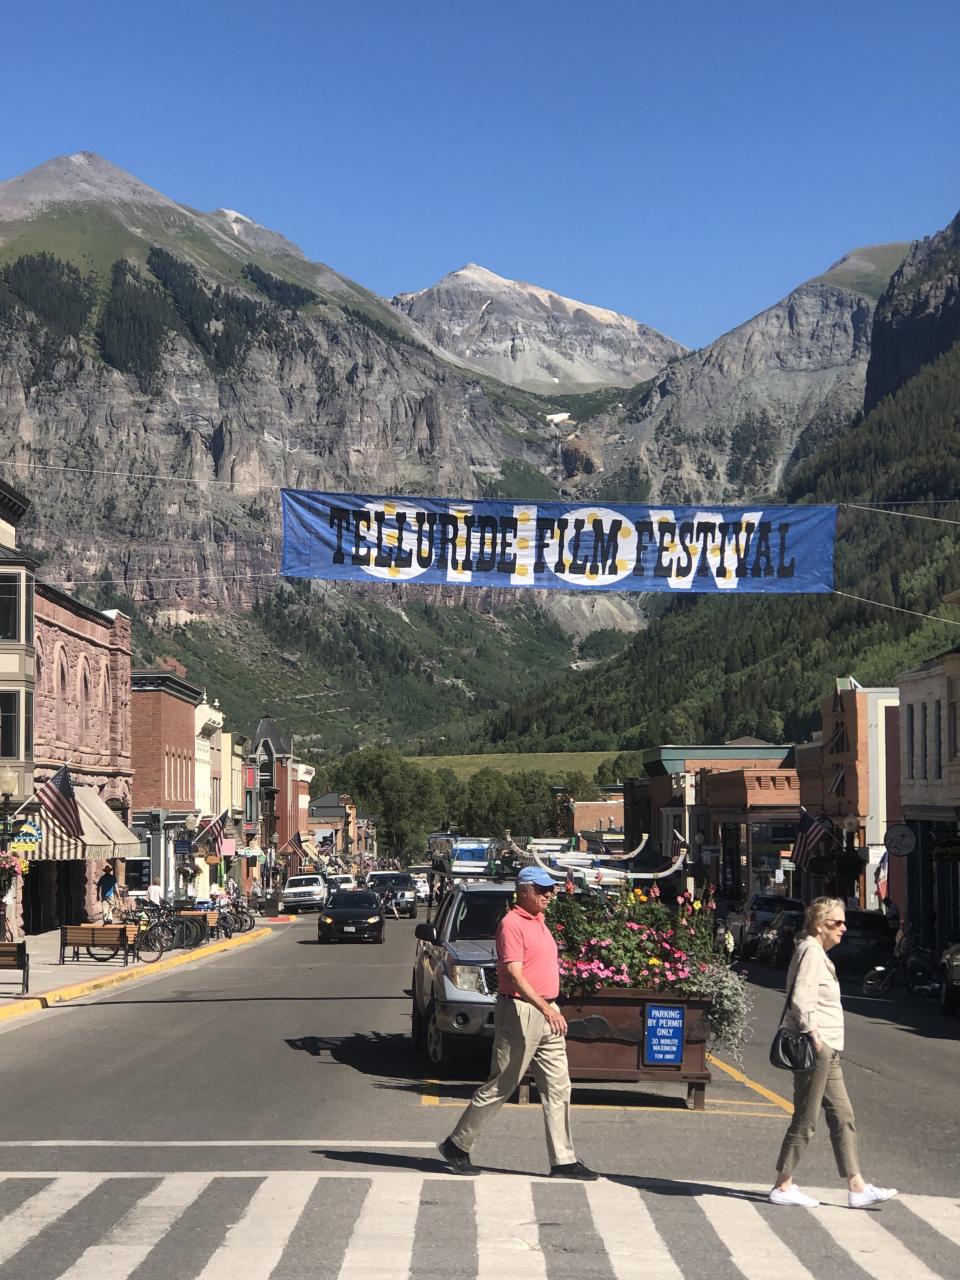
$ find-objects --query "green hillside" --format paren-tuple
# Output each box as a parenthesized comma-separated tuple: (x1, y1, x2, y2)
(812, 242, 910, 300)
(447, 338, 960, 754)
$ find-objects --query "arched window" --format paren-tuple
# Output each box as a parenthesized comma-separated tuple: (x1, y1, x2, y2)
(101, 666, 111, 751)
(79, 662, 92, 744)
(56, 652, 69, 742)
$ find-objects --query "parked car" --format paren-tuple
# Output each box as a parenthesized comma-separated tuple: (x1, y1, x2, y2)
(832, 909, 895, 975)
(757, 910, 805, 967)
(366, 872, 418, 918)
(318, 890, 385, 943)
(414, 876, 430, 903)
(411, 880, 514, 1070)
(939, 941, 960, 1014)
(278, 874, 327, 914)
(727, 894, 806, 958)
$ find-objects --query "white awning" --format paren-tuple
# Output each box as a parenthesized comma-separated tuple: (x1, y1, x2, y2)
(34, 786, 140, 862)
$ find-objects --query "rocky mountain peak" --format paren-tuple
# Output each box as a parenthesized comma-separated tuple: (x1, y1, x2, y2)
(0, 151, 178, 219)
(392, 263, 687, 393)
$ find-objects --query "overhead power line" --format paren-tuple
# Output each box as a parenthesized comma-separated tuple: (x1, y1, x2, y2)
(833, 590, 960, 628)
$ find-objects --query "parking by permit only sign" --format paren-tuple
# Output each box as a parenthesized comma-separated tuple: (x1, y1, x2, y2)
(644, 1004, 685, 1065)
(281, 490, 837, 595)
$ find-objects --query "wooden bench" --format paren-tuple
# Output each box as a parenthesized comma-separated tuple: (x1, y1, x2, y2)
(59, 924, 138, 965)
(0, 941, 29, 995)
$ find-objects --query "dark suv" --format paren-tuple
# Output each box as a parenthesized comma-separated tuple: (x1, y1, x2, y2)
(411, 880, 514, 1071)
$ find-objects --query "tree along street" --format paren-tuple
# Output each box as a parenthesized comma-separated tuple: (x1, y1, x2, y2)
(0, 919, 957, 1278)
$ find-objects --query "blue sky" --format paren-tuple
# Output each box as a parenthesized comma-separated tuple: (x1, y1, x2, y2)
(2, 0, 958, 348)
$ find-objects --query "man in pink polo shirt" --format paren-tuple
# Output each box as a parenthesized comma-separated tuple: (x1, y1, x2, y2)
(439, 865, 599, 1180)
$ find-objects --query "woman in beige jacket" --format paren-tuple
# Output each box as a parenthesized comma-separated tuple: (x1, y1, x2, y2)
(770, 896, 897, 1208)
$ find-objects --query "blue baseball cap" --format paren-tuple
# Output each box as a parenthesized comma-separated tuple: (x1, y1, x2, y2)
(516, 865, 557, 889)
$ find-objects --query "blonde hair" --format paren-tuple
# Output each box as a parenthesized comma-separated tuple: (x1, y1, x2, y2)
(802, 896, 845, 938)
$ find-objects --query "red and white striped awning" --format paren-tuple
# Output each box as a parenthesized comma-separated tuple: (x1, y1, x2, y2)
(34, 787, 141, 862)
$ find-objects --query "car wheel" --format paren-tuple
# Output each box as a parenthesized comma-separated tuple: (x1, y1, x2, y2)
(424, 1000, 452, 1071)
(378, 930, 385, 944)
(940, 979, 960, 1015)
(411, 995, 425, 1051)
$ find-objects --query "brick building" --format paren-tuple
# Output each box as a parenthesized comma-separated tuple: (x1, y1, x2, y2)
(251, 718, 315, 880)
(131, 669, 203, 898)
(21, 583, 138, 934)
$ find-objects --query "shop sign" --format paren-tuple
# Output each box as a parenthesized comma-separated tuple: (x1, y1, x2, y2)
(174, 838, 193, 857)
(9, 819, 41, 856)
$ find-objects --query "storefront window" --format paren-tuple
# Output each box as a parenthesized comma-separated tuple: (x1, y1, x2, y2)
(0, 575, 19, 642)
(0, 690, 19, 757)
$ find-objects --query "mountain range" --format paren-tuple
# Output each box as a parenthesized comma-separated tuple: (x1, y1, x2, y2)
(0, 150, 953, 751)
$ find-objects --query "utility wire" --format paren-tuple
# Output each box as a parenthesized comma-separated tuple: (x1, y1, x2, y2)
(844, 503, 960, 528)
(833, 590, 960, 628)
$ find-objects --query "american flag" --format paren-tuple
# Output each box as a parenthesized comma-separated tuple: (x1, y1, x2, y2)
(278, 831, 305, 856)
(35, 765, 83, 841)
(670, 829, 688, 861)
(792, 807, 832, 871)
(195, 810, 228, 855)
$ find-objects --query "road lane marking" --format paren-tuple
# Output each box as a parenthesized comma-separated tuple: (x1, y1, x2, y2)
(822, 1204, 941, 1280)
(0, 1173, 102, 1265)
(584, 1178, 683, 1279)
(900, 1192, 960, 1246)
(697, 1191, 817, 1279)
(475, 1176, 547, 1280)
(421, 1078, 441, 1105)
(337, 1173, 421, 1280)
(708, 1053, 793, 1113)
(56, 1174, 211, 1279)
(196, 1172, 316, 1280)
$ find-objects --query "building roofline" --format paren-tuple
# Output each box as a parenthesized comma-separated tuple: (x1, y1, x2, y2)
(0, 478, 31, 527)
(36, 580, 119, 629)
(132, 669, 204, 705)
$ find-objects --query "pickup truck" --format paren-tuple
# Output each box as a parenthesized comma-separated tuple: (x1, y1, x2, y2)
(411, 879, 514, 1070)
(727, 893, 805, 959)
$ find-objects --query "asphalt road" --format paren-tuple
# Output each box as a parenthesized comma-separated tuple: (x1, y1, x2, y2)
(0, 916, 958, 1278)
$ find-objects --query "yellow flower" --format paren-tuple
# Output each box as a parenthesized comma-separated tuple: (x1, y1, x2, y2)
(693, 900, 702, 911)
(633, 887, 644, 898)
(648, 957, 661, 966)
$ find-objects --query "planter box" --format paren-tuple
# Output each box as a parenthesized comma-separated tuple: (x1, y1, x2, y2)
(557, 987, 711, 1110)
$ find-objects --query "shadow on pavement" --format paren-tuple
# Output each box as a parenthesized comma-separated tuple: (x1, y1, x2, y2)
(607, 1174, 769, 1202)
(314, 1149, 534, 1176)
(745, 959, 960, 1042)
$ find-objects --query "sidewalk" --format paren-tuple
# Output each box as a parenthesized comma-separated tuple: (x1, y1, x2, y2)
(0, 921, 285, 1023)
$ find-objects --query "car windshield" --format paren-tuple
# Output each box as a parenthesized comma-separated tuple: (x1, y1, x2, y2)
(449, 891, 513, 941)
(330, 892, 379, 910)
(286, 877, 321, 889)
(753, 897, 804, 913)
(370, 875, 413, 889)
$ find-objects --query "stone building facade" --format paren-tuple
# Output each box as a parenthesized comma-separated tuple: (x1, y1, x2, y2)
(23, 583, 135, 933)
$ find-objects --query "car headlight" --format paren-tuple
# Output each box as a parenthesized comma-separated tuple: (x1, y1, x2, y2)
(447, 963, 484, 992)
(321, 916, 334, 924)
(366, 915, 380, 924)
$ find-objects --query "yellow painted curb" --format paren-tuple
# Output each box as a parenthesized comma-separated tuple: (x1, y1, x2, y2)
(1, 928, 273, 1016)
(707, 1052, 793, 1113)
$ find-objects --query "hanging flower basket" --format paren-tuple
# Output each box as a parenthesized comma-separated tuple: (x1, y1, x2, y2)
(176, 862, 202, 882)
(204, 853, 221, 866)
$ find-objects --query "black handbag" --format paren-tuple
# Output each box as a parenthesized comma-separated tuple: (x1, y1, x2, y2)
(769, 964, 818, 1071)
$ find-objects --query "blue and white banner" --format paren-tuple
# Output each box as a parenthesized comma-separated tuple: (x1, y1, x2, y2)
(281, 490, 837, 594)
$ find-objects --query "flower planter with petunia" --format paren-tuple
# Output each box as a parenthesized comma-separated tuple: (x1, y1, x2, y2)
(547, 885, 752, 1109)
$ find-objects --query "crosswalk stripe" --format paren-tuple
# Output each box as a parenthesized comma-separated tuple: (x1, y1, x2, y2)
(0, 1174, 103, 1266)
(337, 1173, 422, 1280)
(55, 1175, 211, 1280)
(195, 1173, 317, 1280)
(696, 1192, 818, 1280)
(901, 1193, 960, 1248)
(820, 1206, 942, 1280)
(582, 1180, 683, 1280)
(475, 1175, 547, 1280)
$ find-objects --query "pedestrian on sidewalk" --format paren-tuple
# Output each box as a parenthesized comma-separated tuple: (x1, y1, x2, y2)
(96, 863, 119, 924)
(770, 896, 898, 1210)
(438, 865, 598, 1181)
(147, 879, 163, 907)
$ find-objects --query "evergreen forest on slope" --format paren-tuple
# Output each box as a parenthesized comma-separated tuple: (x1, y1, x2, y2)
(443, 341, 960, 754)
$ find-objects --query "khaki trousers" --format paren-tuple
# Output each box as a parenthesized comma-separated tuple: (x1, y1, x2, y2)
(777, 1045, 860, 1179)
(450, 996, 575, 1167)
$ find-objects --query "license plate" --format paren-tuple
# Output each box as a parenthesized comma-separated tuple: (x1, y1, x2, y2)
(343, 926, 356, 933)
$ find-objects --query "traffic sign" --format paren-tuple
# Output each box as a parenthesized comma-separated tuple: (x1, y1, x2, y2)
(643, 1004, 685, 1066)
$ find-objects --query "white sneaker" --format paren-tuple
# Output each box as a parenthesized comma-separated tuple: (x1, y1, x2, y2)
(769, 1185, 820, 1207)
(849, 1184, 898, 1208)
